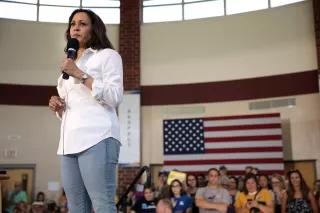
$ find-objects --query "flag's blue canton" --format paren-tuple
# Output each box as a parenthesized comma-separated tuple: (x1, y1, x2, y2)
(163, 119, 205, 155)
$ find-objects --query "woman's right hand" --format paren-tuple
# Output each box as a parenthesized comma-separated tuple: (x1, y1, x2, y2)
(49, 96, 65, 112)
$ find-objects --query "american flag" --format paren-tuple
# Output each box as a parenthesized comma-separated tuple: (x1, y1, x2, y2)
(163, 113, 284, 176)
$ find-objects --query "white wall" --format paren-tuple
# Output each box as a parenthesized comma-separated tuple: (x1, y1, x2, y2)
(141, 1, 317, 85)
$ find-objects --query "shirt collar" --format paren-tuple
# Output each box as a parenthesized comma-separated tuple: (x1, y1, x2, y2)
(84, 48, 98, 55)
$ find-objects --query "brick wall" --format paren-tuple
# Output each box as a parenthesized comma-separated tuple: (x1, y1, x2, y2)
(314, 0, 320, 70)
(120, 0, 141, 90)
(118, 167, 141, 192)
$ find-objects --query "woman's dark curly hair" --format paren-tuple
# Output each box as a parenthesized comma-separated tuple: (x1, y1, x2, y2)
(65, 9, 114, 51)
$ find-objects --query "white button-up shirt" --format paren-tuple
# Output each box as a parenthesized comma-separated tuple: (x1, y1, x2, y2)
(56, 48, 123, 155)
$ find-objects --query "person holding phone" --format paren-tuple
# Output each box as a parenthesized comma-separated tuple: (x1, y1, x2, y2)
(235, 174, 273, 213)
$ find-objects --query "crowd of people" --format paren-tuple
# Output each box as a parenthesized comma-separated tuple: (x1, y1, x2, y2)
(4, 166, 320, 213)
(4, 187, 67, 213)
(118, 166, 320, 213)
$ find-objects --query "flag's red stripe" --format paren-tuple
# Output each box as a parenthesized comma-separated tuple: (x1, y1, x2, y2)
(202, 113, 280, 121)
(186, 170, 284, 176)
(164, 158, 283, 165)
(205, 135, 282, 142)
(204, 124, 281, 131)
(205, 147, 283, 153)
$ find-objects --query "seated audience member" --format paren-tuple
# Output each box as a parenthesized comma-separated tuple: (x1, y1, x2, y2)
(47, 200, 58, 213)
(186, 174, 199, 213)
(30, 201, 45, 213)
(13, 201, 28, 213)
(196, 168, 231, 213)
(157, 199, 173, 213)
(6, 182, 28, 213)
(169, 179, 193, 213)
(131, 186, 157, 213)
(235, 173, 273, 213)
(281, 169, 318, 213)
(35, 192, 46, 202)
(35, 192, 47, 210)
(270, 173, 285, 213)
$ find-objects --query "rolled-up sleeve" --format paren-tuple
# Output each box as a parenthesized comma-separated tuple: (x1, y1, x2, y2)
(91, 50, 124, 108)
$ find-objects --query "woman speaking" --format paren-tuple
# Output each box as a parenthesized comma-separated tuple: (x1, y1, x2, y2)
(48, 9, 123, 213)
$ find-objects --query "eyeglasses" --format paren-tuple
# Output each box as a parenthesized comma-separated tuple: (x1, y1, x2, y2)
(171, 185, 181, 188)
(272, 181, 280, 185)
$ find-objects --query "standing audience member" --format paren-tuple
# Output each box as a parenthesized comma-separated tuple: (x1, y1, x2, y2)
(238, 166, 253, 192)
(313, 180, 320, 210)
(258, 175, 271, 191)
(251, 168, 259, 176)
(131, 186, 157, 213)
(196, 168, 231, 213)
(219, 166, 230, 189)
(197, 174, 207, 188)
(228, 176, 240, 213)
(6, 182, 28, 213)
(235, 173, 273, 213)
(169, 179, 193, 213)
(281, 169, 318, 213)
(244, 167, 253, 176)
(58, 189, 68, 213)
(156, 170, 170, 199)
(270, 174, 285, 213)
(186, 174, 199, 213)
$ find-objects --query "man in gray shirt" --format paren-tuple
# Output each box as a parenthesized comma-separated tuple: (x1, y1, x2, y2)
(196, 168, 231, 213)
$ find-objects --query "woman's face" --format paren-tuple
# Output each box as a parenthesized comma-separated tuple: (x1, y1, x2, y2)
(290, 172, 301, 187)
(187, 176, 197, 188)
(144, 188, 154, 201)
(271, 177, 281, 190)
(259, 176, 269, 188)
(69, 12, 92, 48)
(229, 178, 237, 190)
(246, 178, 257, 193)
(171, 181, 182, 196)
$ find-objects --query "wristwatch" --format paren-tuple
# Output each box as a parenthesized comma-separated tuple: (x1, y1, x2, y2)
(80, 73, 89, 84)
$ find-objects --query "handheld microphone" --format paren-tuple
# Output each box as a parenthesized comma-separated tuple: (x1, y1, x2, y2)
(62, 38, 80, 80)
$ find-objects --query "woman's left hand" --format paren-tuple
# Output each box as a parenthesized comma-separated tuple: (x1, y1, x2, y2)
(61, 58, 80, 77)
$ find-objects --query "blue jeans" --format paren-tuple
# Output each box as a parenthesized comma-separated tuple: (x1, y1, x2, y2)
(60, 137, 120, 213)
